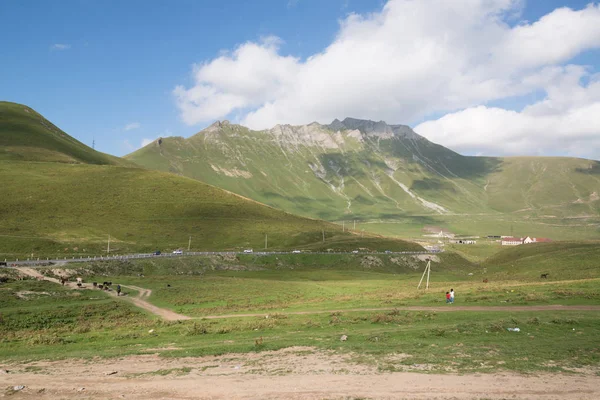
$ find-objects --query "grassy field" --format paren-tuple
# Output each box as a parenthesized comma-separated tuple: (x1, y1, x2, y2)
(53, 244, 600, 317)
(2, 242, 598, 374)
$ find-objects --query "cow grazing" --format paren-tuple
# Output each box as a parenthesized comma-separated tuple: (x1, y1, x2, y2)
(76, 277, 83, 284)
(483, 278, 489, 283)
(540, 273, 549, 279)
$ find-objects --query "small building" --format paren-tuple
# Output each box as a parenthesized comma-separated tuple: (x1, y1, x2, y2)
(502, 236, 552, 246)
(450, 239, 477, 244)
(501, 237, 523, 246)
(523, 236, 552, 244)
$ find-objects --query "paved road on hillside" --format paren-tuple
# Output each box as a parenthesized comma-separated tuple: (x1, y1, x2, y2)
(3, 249, 440, 266)
(12, 267, 600, 321)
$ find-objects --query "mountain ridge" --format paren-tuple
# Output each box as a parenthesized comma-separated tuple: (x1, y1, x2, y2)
(0, 101, 129, 165)
(126, 117, 600, 235)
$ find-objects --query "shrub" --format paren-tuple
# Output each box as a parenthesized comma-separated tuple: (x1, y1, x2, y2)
(185, 322, 208, 336)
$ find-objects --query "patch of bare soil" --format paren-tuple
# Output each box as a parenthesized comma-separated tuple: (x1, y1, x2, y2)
(1, 348, 598, 399)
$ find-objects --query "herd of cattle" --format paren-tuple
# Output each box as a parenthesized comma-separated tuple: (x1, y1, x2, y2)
(60, 277, 114, 290)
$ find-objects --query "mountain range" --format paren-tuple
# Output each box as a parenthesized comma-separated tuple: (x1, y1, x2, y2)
(126, 117, 600, 238)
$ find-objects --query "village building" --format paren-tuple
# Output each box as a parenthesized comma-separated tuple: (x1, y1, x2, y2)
(501, 236, 552, 246)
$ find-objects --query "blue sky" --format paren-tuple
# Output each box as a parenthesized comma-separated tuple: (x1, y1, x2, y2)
(1, 0, 600, 158)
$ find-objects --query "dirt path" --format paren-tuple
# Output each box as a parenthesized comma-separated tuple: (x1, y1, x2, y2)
(1, 349, 598, 399)
(120, 284, 191, 321)
(14, 268, 190, 322)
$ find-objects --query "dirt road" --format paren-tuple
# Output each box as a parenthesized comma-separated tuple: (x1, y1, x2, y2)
(1, 348, 598, 399)
(121, 284, 191, 321)
(14, 268, 190, 321)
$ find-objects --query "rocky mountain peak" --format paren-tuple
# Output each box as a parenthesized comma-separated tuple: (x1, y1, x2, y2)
(328, 117, 422, 140)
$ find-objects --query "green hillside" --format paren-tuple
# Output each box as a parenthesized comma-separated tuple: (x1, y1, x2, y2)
(0, 104, 420, 258)
(0, 161, 422, 258)
(0, 101, 128, 165)
(485, 241, 600, 280)
(126, 119, 600, 239)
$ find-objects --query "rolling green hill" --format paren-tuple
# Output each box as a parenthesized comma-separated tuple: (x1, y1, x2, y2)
(0, 103, 420, 258)
(125, 119, 600, 239)
(484, 241, 600, 281)
(0, 101, 128, 165)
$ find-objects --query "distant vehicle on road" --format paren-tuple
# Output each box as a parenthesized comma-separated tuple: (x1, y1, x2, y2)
(384, 250, 392, 254)
(153, 250, 161, 255)
(352, 250, 359, 254)
(292, 250, 301, 254)
(172, 250, 183, 254)
(243, 249, 253, 253)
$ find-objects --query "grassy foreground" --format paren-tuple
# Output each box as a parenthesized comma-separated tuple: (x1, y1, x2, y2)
(0, 278, 598, 374)
(1, 243, 599, 373)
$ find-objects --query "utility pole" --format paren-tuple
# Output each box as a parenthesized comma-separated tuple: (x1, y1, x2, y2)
(92, 138, 95, 150)
(188, 236, 191, 251)
(107, 234, 110, 254)
(353, 220, 356, 230)
(265, 233, 268, 249)
(342, 221, 345, 232)
(322, 230, 325, 243)
(417, 259, 432, 290)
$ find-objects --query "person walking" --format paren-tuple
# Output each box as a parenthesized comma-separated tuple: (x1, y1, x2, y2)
(445, 291, 450, 303)
(116, 284, 121, 296)
(450, 288, 455, 304)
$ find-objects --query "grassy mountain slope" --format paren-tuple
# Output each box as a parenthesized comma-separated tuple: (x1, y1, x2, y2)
(0, 104, 420, 258)
(126, 120, 600, 239)
(0, 101, 128, 165)
(0, 162, 424, 258)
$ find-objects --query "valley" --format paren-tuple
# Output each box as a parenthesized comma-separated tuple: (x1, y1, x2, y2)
(4, 1, 600, 397)
(1, 101, 599, 398)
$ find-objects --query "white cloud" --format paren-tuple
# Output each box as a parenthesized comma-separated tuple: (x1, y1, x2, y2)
(414, 68, 600, 158)
(124, 122, 141, 131)
(174, 36, 299, 125)
(174, 0, 600, 158)
(50, 43, 71, 51)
